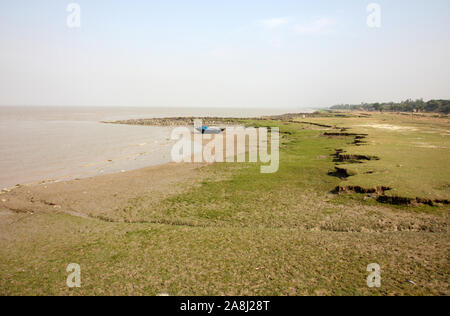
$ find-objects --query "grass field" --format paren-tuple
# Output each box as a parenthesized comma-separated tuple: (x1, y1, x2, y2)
(296, 112, 450, 205)
(0, 112, 448, 296)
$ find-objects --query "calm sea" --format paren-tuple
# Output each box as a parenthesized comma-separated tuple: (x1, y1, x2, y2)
(0, 106, 299, 188)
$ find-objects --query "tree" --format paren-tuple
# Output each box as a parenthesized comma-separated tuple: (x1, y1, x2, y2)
(373, 103, 383, 112)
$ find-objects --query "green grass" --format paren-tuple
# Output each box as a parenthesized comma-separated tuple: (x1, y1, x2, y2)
(298, 112, 450, 203)
(0, 113, 448, 296)
(1, 212, 448, 296)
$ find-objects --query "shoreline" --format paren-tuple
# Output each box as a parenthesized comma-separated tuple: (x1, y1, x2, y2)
(0, 114, 266, 193)
(0, 126, 250, 217)
(2, 110, 448, 201)
(1, 111, 448, 296)
(0, 161, 210, 220)
(103, 112, 316, 127)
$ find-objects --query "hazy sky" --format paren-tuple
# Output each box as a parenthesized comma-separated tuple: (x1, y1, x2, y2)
(0, 0, 449, 108)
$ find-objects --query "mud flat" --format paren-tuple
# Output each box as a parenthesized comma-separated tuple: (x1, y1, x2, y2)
(1, 112, 448, 296)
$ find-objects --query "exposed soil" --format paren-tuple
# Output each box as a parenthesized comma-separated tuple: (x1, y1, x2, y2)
(377, 195, 450, 206)
(336, 185, 391, 195)
(324, 132, 368, 137)
(326, 129, 447, 207)
(296, 121, 333, 128)
(328, 167, 352, 179)
(0, 162, 209, 219)
(353, 135, 368, 146)
(337, 153, 379, 162)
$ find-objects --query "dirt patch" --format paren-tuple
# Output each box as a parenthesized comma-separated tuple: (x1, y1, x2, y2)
(324, 132, 370, 146)
(332, 149, 379, 163)
(324, 132, 369, 137)
(0, 162, 210, 220)
(336, 186, 449, 206)
(413, 143, 443, 149)
(296, 121, 333, 128)
(336, 185, 391, 195)
(353, 135, 368, 146)
(0, 210, 14, 216)
(377, 195, 450, 206)
(356, 124, 418, 131)
(337, 153, 379, 162)
(328, 167, 352, 179)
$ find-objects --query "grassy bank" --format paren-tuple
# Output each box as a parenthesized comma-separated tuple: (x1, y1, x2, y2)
(0, 112, 448, 295)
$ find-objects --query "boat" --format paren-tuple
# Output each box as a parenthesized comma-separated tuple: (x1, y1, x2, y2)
(195, 126, 226, 134)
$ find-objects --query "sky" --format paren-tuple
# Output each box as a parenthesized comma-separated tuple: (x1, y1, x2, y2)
(0, 0, 449, 109)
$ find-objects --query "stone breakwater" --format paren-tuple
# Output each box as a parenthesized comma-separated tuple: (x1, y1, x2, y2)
(103, 113, 315, 127)
(103, 117, 240, 127)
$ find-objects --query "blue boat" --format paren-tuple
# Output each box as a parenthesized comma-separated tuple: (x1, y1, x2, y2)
(196, 126, 225, 134)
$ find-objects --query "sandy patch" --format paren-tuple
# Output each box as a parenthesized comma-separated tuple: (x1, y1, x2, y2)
(0, 130, 259, 222)
(413, 143, 445, 149)
(0, 162, 209, 220)
(356, 124, 418, 131)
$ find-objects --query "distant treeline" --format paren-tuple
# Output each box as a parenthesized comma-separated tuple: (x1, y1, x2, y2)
(330, 99, 450, 114)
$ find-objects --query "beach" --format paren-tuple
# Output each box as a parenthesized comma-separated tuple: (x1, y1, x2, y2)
(0, 110, 448, 296)
(0, 162, 208, 222)
(0, 106, 291, 189)
(1, 0, 449, 300)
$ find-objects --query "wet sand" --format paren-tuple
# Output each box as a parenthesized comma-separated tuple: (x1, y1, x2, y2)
(0, 106, 261, 222)
(0, 162, 209, 222)
(0, 106, 290, 189)
(0, 131, 252, 221)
